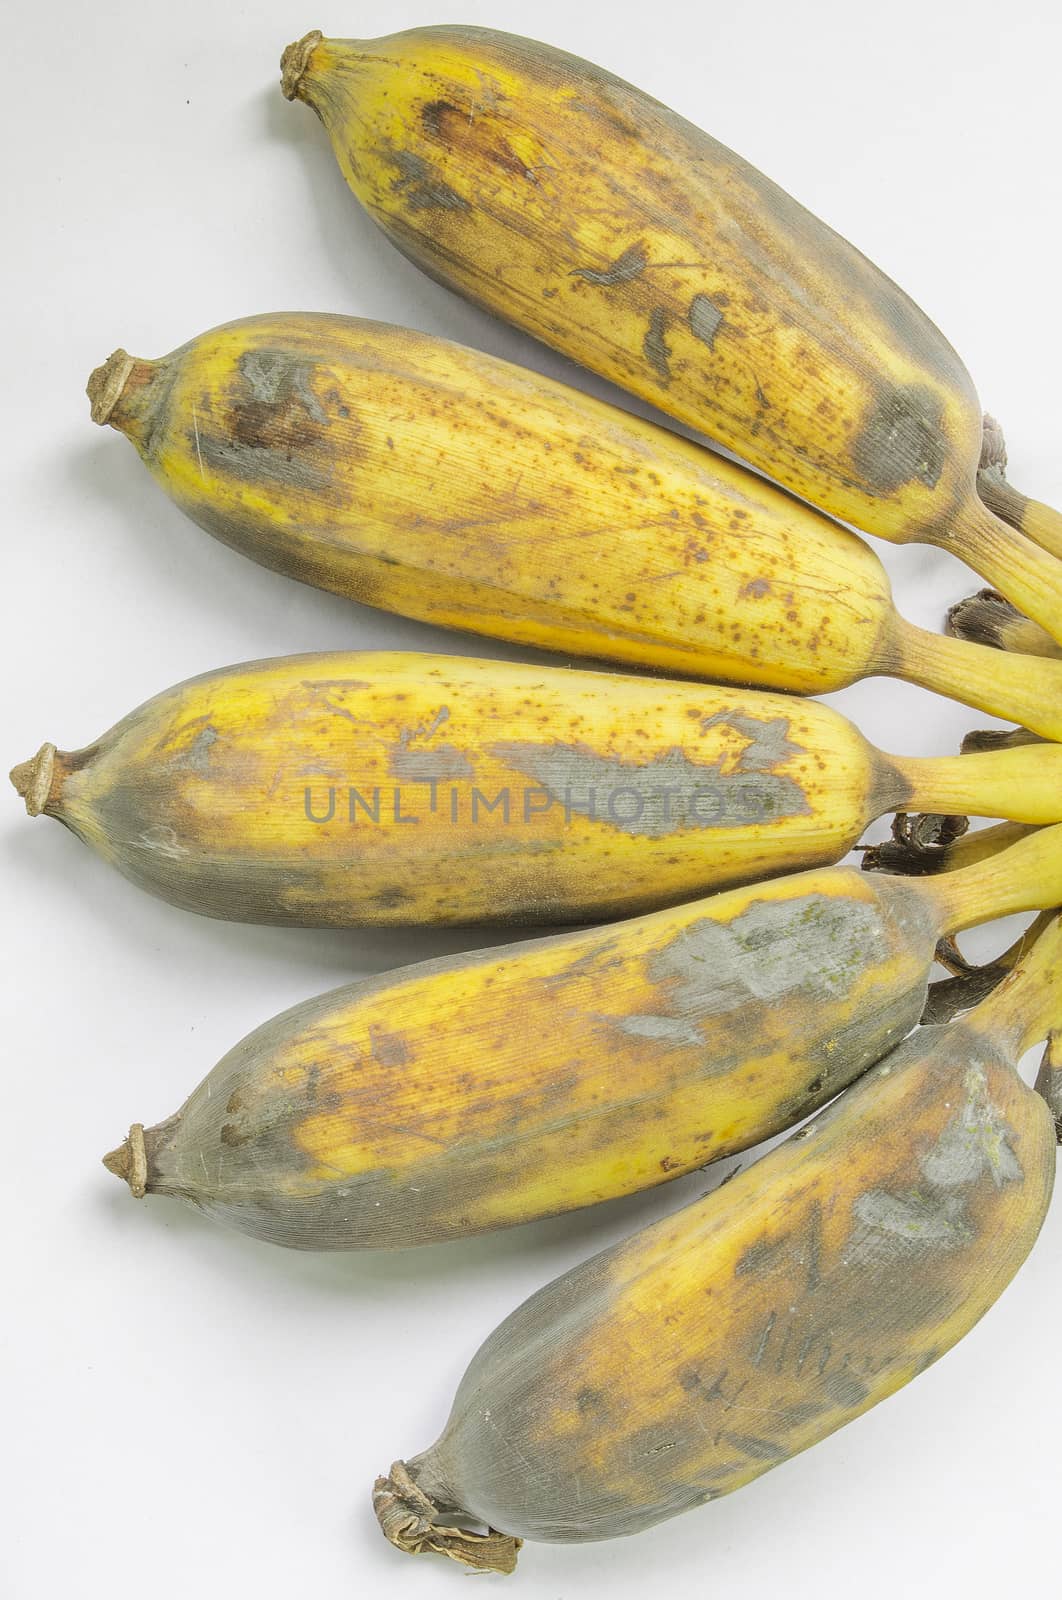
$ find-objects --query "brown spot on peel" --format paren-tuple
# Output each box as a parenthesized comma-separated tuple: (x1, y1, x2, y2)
(643, 307, 672, 382)
(572, 243, 648, 286)
(689, 294, 724, 349)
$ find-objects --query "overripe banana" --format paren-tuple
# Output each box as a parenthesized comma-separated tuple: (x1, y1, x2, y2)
(102, 824, 1062, 1249)
(280, 26, 1062, 645)
(372, 911, 1061, 1570)
(12, 651, 1062, 928)
(87, 313, 1062, 737)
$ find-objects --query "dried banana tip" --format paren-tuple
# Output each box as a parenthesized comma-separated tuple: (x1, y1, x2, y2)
(86, 349, 136, 426)
(103, 1123, 148, 1199)
(280, 29, 323, 99)
(373, 1460, 522, 1574)
(9, 742, 57, 816)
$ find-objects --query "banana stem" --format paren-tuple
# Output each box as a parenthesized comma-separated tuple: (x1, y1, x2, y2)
(922, 821, 1062, 932)
(1033, 1032, 1062, 1142)
(978, 464, 1062, 564)
(947, 590, 1062, 662)
(921, 911, 1054, 1027)
(942, 499, 1062, 647)
(895, 743, 1062, 826)
(961, 911, 1062, 1056)
(891, 618, 1062, 740)
(961, 727, 1045, 754)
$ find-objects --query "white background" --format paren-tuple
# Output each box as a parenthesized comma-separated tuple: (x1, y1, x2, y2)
(2, 2, 1060, 1595)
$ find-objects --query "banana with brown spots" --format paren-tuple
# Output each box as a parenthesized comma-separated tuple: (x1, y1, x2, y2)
(12, 651, 1062, 928)
(372, 908, 1062, 1570)
(102, 824, 1062, 1253)
(280, 26, 1062, 646)
(87, 313, 1062, 737)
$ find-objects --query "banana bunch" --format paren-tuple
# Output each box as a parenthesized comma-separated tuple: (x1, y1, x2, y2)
(372, 911, 1061, 1570)
(103, 824, 1062, 1248)
(86, 313, 1062, 736)
(12, 651, 1062, 927)
(280, 25, 1062, 646)
(11, 14, 1062, 1585)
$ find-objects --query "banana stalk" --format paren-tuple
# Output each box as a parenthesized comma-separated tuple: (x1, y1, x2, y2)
(280, 26, 1062, 645)
(12, 652, 1062, 929)
(978, 413, 1062, 562)
(373, 911, 1062, 1570)
(948, 589, 1061, 662)
(103, 824, 1062, 1250)
(87, 313, 1062, 737)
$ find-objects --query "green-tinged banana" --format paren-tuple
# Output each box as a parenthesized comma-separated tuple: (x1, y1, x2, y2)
(372, 912, 1062, 1569)
(102, 824, 1062, 1250)
(87, 313, 1062, 737)
(948, 589, 1061, 662)
(978, 413, 1062, 562)
(280, 26, 1062, 645)
(13, 651, 1062, 929)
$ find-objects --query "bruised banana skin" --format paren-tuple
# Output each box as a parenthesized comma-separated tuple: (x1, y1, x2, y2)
(87, 314, 1062, 734)
(14, 650, 1062, 929)
(281, 27, 1062, 645)
(375, 917, 1061, 1565)
(103, 826, 1062, 1249)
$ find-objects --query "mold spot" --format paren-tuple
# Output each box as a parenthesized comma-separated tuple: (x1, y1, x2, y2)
(490, 714, 809, 840)
(390, 705, 474, 781)
(644, 893, 891, 1023)
(689, 293, 724, 349)
(174, 724, 218, 774)
(920, 1063, 1023, 1189)
(572, 242, 648, 286)
(199, 349, 335, 492)
(387, 148, 470, 211)
(850, 383, 947, 494)
(849, 1190, 973, 1259)
(643, 307, 672, 382)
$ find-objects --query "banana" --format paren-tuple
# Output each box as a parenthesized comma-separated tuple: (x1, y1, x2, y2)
(372, 911, 1062, 1570)
(280, 26, 1062, 645)
(948, 589, 1061, 661)
(12, 651, 1062, 929)
(86, 313, 1062, 738)
(102, 824, 1062, 1250)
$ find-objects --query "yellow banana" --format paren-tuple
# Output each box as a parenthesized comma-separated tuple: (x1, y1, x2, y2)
(12, 651, 1062, 929)
(102, 825, 1062, 1250)
(280, 26, 1062, 645)
(87, 313, 1062, 737)
(373, 911, 1062, 1570)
